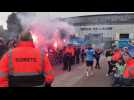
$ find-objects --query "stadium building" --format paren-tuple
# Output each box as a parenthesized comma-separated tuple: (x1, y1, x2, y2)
(63, 13, 134, 48)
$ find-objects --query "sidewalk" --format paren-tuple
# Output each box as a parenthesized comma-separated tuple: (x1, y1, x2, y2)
(73, 56, 112, 87)
(52, 56, 112, 87)
(52, 63, 86, 87)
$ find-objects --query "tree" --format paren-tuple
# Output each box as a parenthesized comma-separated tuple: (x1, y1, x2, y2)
(6, 12, 23, 40)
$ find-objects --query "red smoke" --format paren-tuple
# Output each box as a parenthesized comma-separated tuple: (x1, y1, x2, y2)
(30, 29, 66, 50)
(17, 13, 75, 50)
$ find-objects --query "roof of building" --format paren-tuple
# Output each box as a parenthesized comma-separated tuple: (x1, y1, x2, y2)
(63, 13, 134, 25)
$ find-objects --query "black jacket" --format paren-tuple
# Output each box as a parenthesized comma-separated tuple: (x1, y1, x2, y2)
(105, 50, 112, 57)
(0, 45, 7, 59)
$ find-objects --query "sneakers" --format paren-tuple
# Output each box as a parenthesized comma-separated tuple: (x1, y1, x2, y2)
(106, 74, 109, 77)
(86, 71, 94, 77)
(86, 71, 89, 77)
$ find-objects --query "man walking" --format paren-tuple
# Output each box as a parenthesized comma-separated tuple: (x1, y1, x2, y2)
(85, 44, 95, 77)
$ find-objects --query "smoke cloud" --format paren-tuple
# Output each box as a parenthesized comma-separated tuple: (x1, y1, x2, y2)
(16, 12, 75, 49)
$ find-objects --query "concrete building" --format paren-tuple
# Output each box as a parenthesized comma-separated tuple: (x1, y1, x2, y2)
(63, 13, 134, 48)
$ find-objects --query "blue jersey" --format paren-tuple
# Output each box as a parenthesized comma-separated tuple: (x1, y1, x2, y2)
(85, 48, 95, 61)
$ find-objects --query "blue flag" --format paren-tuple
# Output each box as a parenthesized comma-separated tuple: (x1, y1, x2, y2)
(128, 44, 134, 57)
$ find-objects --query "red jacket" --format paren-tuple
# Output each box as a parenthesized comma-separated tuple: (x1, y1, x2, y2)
(123, 58, 134, 78)
(65, 46, 75, 56)
(112, 50, 121, 61)
(0, 41, 54, 87)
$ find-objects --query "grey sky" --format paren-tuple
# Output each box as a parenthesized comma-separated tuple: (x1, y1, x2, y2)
(0, 12, 134, 29)
(49, 12, 134, 18)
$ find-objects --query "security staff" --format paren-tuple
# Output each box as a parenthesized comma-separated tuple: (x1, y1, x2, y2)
(0, 32, 54, 87)
(63, 45, 72, 72)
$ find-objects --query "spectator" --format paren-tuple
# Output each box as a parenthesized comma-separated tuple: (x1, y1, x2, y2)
(0, 39, 7, 59)
(94, 48, 102, 69)
(75, 46, 81, 64)
(7, 39, 17, 50)
(81, 48, 86, 63)
(122, 47, 130, 64)
(105, 48, 112, 76)
(63, 45, 72, 72)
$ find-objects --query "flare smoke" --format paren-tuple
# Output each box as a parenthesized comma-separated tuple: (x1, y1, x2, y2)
(16, 12, 75, 49)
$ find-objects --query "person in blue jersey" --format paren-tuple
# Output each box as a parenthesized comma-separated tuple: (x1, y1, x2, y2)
(85, 44, 95, 77)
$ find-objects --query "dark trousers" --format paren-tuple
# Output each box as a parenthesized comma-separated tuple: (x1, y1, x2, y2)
(108, 61, 113, 75)
(76, 55, 80, 64)
(81, 55, 85, 62)
(108, 60, 116, 75)
(63, 54, 72, 71)
(71, 56, 75, 65)
(95, 58, 100, 69)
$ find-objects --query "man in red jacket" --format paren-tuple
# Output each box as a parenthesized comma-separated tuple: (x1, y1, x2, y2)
(123, 57, 134, 78)
(0, 32, 54, 87)
(115, 50, 134, 86)
(112, 48, 122, 62)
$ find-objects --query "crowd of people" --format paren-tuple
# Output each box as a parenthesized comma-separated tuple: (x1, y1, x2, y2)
(105, 43, 134, 87)
(61, 44, 81, 72)
(47, 41, 104, 75)
(1, 33, 134, 87)
(54, 43, 103, 77)
(60, 42, 134, 87)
